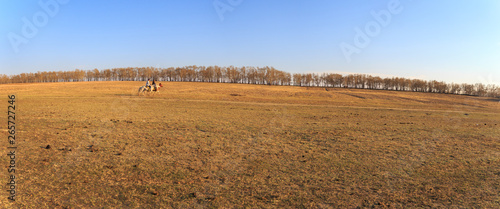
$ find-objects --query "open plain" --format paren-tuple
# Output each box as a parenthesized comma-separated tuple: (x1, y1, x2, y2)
(1, 81, 499, 208)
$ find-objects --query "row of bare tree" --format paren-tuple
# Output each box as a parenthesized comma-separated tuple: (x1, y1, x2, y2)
(294, 73, 499, 97)
(1, 66, 499, 98)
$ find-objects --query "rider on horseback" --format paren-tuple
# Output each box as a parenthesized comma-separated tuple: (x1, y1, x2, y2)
(138, 79, 163, 95)
(152, 79, 156, 91)
(146, 79, 151, 91)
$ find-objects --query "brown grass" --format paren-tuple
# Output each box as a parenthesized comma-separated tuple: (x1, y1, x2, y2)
(1, 81, 499, 208)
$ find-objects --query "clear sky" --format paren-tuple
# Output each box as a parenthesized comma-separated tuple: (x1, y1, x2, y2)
(1, 0, 499, 85)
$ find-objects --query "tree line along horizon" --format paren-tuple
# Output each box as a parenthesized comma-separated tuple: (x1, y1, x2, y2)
(1, 66, 499, 98)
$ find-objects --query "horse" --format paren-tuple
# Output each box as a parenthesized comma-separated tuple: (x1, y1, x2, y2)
(138, 83, 163, 96)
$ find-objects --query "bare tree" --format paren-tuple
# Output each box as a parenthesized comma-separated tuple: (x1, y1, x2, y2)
(3, 66, 498, 98)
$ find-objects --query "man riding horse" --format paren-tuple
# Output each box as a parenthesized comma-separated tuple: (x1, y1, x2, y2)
(146, 79, 161, 91)
(138, 78, 163, 95)
(146, 79, 151, 90)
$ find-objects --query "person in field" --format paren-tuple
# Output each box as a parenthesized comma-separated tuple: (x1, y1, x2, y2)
(146, 79, 151, 91)
(151, 79, 156, 91)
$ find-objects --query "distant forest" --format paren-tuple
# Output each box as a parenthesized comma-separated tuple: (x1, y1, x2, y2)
(1, 66, 499, 98)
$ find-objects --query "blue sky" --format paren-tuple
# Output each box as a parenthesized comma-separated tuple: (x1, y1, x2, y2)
(1, 0, 499, 85)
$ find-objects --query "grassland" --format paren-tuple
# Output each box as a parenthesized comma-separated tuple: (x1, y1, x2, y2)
(1, 81, 499, 208)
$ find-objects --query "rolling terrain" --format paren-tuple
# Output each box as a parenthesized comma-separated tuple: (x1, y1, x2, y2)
(1, 81, 499, 208)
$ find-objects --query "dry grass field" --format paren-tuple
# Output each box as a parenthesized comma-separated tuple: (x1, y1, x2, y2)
(1, 81, 499, 208)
